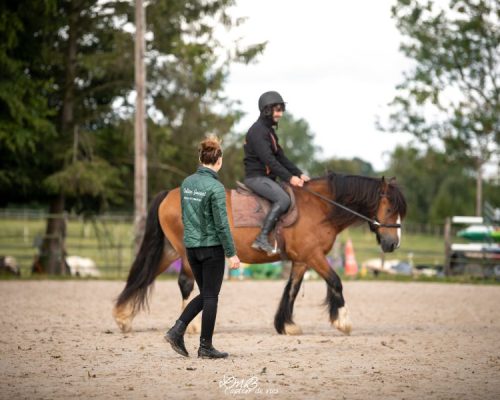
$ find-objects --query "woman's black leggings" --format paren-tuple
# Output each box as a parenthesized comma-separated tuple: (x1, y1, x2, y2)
(178, 245, 225, 341)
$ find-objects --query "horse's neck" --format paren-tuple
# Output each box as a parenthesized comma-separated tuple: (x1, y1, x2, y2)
(300, 180, 337, 222)
(328, 174, 380, 207)
(310, 175, 377, 230)
(306, 180, 332, 197)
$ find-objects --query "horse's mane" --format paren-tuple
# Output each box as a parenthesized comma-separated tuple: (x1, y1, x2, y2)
(310, 172, 407, 228)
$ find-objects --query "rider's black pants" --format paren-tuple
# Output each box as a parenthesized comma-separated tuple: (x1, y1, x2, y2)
(244, 176, 291, 212)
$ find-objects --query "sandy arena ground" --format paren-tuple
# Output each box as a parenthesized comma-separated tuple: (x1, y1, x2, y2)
(1, 279, 500, 400)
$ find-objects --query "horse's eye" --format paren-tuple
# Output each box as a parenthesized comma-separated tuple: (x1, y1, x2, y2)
(386, 208, 392, 214)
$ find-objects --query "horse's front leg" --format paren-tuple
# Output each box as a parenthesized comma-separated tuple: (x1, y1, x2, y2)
(178, 257, 200, 334)
(309, 251, 351, 335)
(274, 261, 307, 335)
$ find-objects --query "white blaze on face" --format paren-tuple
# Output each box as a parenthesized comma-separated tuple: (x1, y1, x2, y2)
(396, 215, 402, 248)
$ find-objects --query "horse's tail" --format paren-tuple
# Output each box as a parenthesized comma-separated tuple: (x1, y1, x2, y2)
(115, 190, 169, 314)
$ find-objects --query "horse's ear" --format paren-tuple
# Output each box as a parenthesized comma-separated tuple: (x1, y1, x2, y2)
(389, 176, 397, 185)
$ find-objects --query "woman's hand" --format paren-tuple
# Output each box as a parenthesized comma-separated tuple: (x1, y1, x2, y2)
(228, 255, 240, 270)
(289, 176, 303, 187)
(300, 174, 311, 182)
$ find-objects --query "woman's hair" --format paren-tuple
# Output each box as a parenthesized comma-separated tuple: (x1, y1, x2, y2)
(198, 135, 223, 165)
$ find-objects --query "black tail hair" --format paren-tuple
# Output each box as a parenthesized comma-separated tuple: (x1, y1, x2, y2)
(115, 190, 169, 313)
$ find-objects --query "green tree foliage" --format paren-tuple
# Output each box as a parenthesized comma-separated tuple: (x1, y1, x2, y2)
(385, 145, 476, 223)
(9, 0, 138, 273)
(0, 1, 57, 202)
(386, 0, 499, 212)
(311, 157, 376, 178)
(386, 147, 500, 225)
(1, 0, 265, 208)
(0, 0, 264, 273)
(1, 0, 134, 209)
(143, 0, 265, 191)
(429, 175, 475, 222)
(276, 113, 321, 175)
(216, 131, 245, 188)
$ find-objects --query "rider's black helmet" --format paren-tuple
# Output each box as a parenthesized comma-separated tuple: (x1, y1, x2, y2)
(258, 91, 285, 112)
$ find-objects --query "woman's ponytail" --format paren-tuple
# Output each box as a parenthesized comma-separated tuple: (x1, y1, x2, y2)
(198, 135, 222, 165)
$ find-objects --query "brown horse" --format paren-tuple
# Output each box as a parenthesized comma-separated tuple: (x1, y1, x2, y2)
(113, 173, 407, 335)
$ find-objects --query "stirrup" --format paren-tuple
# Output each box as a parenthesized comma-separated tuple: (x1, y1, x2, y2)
(251, 238, 280, 256)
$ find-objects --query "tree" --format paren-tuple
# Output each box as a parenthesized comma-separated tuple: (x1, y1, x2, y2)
(430, 175, 475, 222)
(26, 0, 134, 274)
(385, 0, 499, 216)
(276, 113, 321, 175)
(216, 131, 246, 188)
(385, 145, 475, 223)
(0, 1, 57, 205)
(143, 0, 265, 191)
(0, 0, 265, 273)
(311, 157, 376, 178)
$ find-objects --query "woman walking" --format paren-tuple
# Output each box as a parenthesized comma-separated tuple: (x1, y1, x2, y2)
(165, 136, 240, 359)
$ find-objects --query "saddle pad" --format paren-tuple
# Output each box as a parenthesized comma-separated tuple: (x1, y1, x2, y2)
(231, 185, 298, 228)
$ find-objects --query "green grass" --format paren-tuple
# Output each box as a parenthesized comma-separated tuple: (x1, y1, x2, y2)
(337, 225, 444, 267)
(0, 216, 135, 278)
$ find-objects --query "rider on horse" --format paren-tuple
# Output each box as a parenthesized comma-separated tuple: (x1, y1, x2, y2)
(243, 91, 310, 254)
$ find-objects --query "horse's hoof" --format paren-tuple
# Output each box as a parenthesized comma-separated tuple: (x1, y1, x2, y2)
(332, 306, 352, 335)
(284, 323, 303, 335)
(112, 305, 133, 333)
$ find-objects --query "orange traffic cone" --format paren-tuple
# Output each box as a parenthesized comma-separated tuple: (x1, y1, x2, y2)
(344, 238, 358, 276)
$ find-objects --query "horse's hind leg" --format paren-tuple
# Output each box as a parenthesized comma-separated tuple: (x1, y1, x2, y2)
(178, 257, 201, 334)
(274, 261, 307, 335)
(309, 251, 351, 335)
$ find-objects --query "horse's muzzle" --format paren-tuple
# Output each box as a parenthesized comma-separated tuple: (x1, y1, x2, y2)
(380, 236, 398, 253)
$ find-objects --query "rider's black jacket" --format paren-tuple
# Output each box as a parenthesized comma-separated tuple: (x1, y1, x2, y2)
(243, 116, 302, 182)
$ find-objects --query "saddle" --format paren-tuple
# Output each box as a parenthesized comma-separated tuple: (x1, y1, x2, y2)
(230, 181, 299, 229)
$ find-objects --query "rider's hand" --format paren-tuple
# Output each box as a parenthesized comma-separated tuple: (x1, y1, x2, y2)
(228, 255, 240, 270)
(300, 174, 311, 182)
(289, 176, 303, 187)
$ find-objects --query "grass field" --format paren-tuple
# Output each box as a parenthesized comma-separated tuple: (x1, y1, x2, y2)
(0, 213, 446, 279)
(0, 215, 135, 278)
(337, 226, 445, 266)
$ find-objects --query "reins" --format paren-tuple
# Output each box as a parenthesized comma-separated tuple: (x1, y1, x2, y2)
(297, 185, 402, 229)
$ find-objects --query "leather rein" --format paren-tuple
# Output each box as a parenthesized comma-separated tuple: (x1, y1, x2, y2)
(298, 186, 402, 229)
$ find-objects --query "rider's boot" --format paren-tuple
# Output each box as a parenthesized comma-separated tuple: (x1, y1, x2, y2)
(251, 203, 283, 255)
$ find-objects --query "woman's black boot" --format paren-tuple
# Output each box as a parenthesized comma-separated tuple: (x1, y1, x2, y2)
(198, 338, 228, 359)
(165, 320, 189, 357)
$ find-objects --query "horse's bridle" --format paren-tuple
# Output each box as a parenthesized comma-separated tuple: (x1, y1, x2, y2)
(298, 186, 402, 230)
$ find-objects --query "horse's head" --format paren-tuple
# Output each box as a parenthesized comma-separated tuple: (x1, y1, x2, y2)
(370, 177, 407, 253)
(323, 172, 407, 252)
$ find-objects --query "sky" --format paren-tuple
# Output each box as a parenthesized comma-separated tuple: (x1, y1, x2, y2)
(222, 0, 416, 172)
